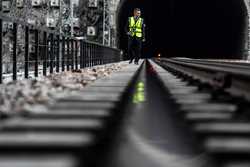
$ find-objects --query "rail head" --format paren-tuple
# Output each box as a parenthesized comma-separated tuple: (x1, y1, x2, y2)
(156, 58, 250, 100)
(161, 58, 250, 81)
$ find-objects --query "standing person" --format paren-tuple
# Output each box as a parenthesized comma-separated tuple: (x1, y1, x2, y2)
(126, 8, 146, 65)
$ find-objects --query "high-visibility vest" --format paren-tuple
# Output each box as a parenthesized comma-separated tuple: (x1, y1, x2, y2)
(129, 17, 143, 38)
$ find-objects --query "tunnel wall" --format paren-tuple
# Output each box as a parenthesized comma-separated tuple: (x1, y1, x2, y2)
(117, 0, 250, 58)
(244, 0, 250, 59)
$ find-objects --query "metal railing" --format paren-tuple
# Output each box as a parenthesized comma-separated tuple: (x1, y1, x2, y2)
(0, 14, 122, 83)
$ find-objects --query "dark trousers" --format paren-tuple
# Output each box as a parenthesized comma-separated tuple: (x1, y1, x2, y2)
(128, 36, 142, 62)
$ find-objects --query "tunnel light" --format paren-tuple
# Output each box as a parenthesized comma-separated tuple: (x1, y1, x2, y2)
(16, 0, 24, 8)
(46, 17, 56, 28)
(29, 45, 35, 53)
(32, 0, 42, 7)
(73, 18, 80, 28)
(50, 0, 60, 7)
(157, 53, 161, 60)
(88, 0, 98, 8)
(2, 1, 11, 12)
(87, 26, 96, 36)
(20, 44, 25, 52)
(27, 18, 36, 25)
(2, 22, 9, 32)
(8, 22, 14, 29)
(9, 44, 13, 52)
(104, 31, 109, 35)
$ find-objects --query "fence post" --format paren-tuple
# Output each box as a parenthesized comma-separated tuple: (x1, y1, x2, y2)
(49, 34, 54, 74)
(67, 38, 70, 71)
(100, 46, 102, 65)
(100, 47, 103, 65)
(97, 46, 99, 65)
(88, 43, 91, 67)
(90, 44, 93, 67)
(83, 42, 86, 68)
(95, 45, 98, 65)
(103, 48, 105, 65)
(62, 36, 65, 71)
(43, 31, 47, 76)
(96, 46, 100, 65)
(97, 46, 100, 65)
(93, 45, 96, 66)
(86, 43, 89, 67)
(89, 43, 91, 67)
(13, 23, 17, 81)
(87, 43, 89, 67)
(92, 45, 94, 66)
(92, 45, 94, 67)
(80, 40, 83, 69)
(96, 45, 97, 65)
(0, 19, 3, 84)
(34, 29, 39, 77)
(93, 45, 95, 66)
(56, 34, 60, 73)
(75, 40, 78, 70)
(71, 39, 74, 70)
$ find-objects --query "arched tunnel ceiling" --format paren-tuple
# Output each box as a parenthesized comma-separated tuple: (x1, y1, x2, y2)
(115, 0, 249, 59)
(244, 0, 250, 11)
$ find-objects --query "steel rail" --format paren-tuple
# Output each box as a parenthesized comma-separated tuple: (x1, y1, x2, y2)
(160, 58, 250, 80)
(157, 58, 250, 100)
(172, 58, 250, 69)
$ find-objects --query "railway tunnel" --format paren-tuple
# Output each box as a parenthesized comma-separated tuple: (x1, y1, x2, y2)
(117, 0, 248, 59)
(2, 0, 250, 166)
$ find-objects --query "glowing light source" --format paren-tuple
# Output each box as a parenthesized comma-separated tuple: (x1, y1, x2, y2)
(133, 81, 145, 104)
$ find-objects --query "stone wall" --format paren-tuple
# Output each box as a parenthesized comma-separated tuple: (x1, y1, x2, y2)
(79, 0, 104, 43)
(79, 0, 120, 46)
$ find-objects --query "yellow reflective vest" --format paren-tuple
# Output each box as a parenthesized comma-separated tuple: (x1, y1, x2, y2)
(129, 17, 143, 38)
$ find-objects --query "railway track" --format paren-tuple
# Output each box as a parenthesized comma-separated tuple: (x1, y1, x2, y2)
(0, 62, 141, 167)
(157, 58, 250, 100)
(0, 59, 250, 166)
(155, 58, 250, 166)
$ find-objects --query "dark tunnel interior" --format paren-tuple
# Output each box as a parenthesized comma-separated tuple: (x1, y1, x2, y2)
(117, 0, 248, 59)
